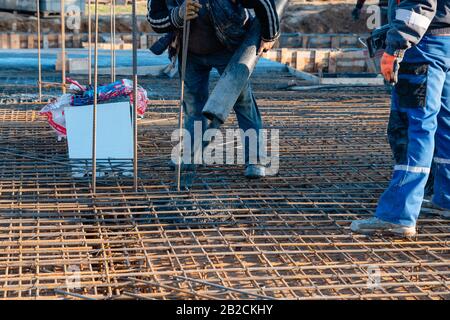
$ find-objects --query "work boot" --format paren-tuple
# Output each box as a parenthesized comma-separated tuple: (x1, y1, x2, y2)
(244, 164, 266, 179)
(168, 160, 197, 171)
(350, 217, 416, 237)
(421, 200, 450, 219)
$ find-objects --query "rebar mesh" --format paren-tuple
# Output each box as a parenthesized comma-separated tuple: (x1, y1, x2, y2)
(0, 71, 448, 300)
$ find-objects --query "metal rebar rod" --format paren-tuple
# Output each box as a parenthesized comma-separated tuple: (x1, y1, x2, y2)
(61, 0, 66, 94)
(1, 69, 449, 300)
(54, 289, 97, 300)
(121, 291, 156, 300)
(88, 0, 92, 85)
(173, 275, 278, 300)
(176, 4, 191, 192)
(92, 0, 100, 193)
(132, 0, 138, 192)
(110, 0, 116, 83)
(125, 277, 218, 300)
(112, 0, 116, 82)
(40, 81, 69, 87)
(36, 0, 42, 102)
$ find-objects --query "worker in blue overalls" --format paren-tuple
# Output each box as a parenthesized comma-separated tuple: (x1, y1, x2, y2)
(351, 0, 450, 237)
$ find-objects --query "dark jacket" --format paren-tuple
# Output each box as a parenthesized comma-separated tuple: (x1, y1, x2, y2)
(147, 0, 280, 42)
(356, 0, 388, 10)
(386, 0, 450, 57)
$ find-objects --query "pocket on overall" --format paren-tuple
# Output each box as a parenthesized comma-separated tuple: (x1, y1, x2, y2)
(208, 0, 253, 51)
(395, 63, 429, 108)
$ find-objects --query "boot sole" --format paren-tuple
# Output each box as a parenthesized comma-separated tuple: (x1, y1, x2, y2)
(352, 227, 416, 238)
(245, 175, 265, 179)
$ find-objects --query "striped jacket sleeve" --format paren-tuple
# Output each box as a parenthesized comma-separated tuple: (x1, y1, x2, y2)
(355, 0, 367, 9)
(242, 0, 280, 41)
(147, 0, 184, 33)
(386, 0, 438, 57)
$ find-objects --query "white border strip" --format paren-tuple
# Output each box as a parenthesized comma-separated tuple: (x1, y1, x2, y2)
(394, 165, 430, 174)
(396, 9, 432, 30)
(434, 157, 450, 164)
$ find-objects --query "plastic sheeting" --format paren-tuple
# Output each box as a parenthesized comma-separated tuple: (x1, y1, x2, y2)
(40, 78, 148, 139)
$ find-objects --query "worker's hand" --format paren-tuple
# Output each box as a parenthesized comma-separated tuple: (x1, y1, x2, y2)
(351, 7, 361, 20)
(381, 52, 398, 83)
(178, 0, 202, 21)
(258, 39, 276, 56)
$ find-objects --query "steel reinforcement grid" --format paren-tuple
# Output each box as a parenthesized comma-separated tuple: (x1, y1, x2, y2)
(0, 71, 448, 300)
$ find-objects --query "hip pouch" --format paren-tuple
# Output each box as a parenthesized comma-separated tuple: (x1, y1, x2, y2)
(395, 62, 429, 109)
(208, 0, 253, 51)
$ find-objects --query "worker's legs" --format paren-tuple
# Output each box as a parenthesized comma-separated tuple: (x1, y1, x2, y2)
(387, 108, 408, 164)
(374, 36, 449, 227)
(432, 65, 450, 210)
(387, 103, 435, 197)
(180, 53, 212, 164)
(210, 51, 264, 165)
(232, 82, 264, 165)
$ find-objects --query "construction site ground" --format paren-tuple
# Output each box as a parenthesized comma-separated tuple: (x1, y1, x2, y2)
(0, 49, 449, 300)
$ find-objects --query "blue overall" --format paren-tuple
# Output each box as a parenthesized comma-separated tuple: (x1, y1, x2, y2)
(376, 35, 450, 227)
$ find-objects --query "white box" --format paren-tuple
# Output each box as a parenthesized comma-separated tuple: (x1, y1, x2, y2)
(64, 102, 134, 178)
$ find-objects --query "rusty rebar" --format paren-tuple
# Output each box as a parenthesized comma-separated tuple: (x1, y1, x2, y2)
(0, 69, 448, 300)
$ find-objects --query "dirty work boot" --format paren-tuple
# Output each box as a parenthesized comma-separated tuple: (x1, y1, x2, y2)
(350, 217, 416, 237)
(421, 200, 450, 219)
(245, 165, 266, 179)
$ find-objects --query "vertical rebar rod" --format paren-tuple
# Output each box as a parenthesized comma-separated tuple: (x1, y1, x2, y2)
(110, 0, 116, 82)
(61, 0, 66, 94)
(132, 0, 138, 192)
(92, 0, 99, 194)
(112, 0, 116, 81)
(176, 5, 191, 191)
(88, 0, 92, 85)
(36, 0, 42, 102)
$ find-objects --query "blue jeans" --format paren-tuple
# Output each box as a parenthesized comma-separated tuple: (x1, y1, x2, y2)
(180, 50, 264, 165)
(376, 35, 450, 227)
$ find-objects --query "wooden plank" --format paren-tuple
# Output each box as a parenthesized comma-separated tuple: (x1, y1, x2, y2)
(280, 48, 290, 65)
(27, 34, 35, 49)
(314, 50, 329, 73)
(0, 33, 8, 49)
(328, 51, 337, 73)
(9, 33, 20, 49)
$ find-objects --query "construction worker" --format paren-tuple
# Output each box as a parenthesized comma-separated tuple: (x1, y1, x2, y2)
(351, 0, 450, 237)
(147, 0, 280, 178)
(352, 0, 389, 26)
